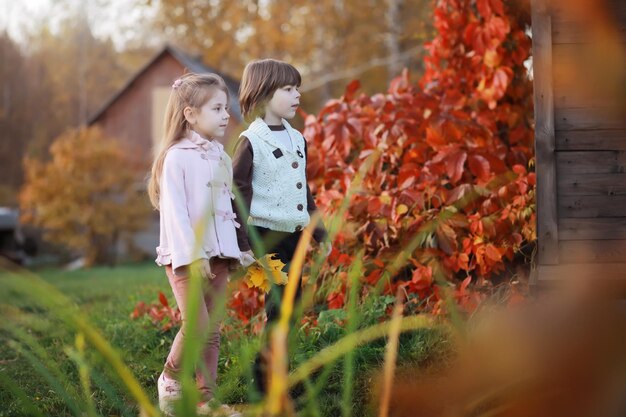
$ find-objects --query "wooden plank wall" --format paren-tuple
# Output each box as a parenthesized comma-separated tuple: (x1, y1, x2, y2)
(547, 0, 626, 275)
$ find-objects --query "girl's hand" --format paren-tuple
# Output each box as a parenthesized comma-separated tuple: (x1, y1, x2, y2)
(240, 250, 256, 268)
(321, 241, 332, 257)
(191, 258, 216, 279)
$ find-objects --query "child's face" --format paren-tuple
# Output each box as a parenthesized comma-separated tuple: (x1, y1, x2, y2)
(266, 85, 301, 120)
(185, 90, 230, 140)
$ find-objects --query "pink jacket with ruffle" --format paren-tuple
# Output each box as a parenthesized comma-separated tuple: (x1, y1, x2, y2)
(155, 131, 243, 271)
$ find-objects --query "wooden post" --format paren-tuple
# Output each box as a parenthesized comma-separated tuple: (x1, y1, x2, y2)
(531, 0, 559, 283)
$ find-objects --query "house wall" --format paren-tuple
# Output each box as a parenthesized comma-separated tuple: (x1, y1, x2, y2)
(94, 53, 241, 168)
(96, 54, 184, 167)
(534, 0, 626, 280)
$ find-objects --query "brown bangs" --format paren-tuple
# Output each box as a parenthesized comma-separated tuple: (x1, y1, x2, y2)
(239, 59, 301, 122)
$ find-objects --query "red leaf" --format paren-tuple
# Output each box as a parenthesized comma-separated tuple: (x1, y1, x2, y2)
(367, 198, 383, 216)
(411, 267, 433, 289)
(442, 120, 464, 142)
(463, 22, 479, 46)
(512, 164, 526, 175)
(445, 150, 467, 184)
(457, 253, 470, 271)
(426, 125, 446, 148)
(365, 268, 383, 286)
(398, 163, 419, 189)
(130, 301, 146, 319)
(446, 183, 472, 205)
(493, 67, 511, 98)
(477, 0, 492, 18)
(468, 154, 491, 181)
(337, 253, 353, 267)
(490, 0, 505, 15)
(158, 291, 169, 307)
(343, 80, 361, 101)
(460, 276, 471, 293)
(436, 222, 458, 255)
(327, 290, 345, 310)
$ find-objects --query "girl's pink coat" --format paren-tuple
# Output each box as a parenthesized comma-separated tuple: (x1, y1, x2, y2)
(156, 131, 243, 271)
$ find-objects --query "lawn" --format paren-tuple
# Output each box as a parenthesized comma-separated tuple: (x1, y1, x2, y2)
(0, 262, 451, 417)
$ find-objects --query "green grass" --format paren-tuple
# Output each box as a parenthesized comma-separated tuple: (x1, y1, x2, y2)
(0, 263, 171, 416)
(0, 262, 452, 417)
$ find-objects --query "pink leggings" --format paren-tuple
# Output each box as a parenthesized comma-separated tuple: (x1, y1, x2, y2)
(163, 258, 231, 400)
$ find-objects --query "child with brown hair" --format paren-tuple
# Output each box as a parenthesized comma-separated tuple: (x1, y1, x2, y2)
(233, 59, 331, 394)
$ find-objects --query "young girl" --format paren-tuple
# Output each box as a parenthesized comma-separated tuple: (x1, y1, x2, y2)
(148, 73, 254, 416)
(232, 59, 331, 394)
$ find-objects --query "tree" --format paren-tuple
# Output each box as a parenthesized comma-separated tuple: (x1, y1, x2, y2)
(147, 0, 433, 112)
(0, 32, 29, 205)
(25, 16, 135, 141)
(0, 9, 149, 206)
(20, 126, 151, 266)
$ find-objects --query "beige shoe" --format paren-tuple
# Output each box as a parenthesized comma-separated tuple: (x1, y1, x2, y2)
(197, 399, 243, 417)
(157, 372, 182, 416)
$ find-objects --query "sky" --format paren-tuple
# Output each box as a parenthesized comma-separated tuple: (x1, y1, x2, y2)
(0, 0, 159, 50)
(0, 0, 51, 43)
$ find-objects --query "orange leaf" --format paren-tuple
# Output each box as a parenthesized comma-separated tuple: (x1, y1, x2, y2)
(485, 244, 502, 262)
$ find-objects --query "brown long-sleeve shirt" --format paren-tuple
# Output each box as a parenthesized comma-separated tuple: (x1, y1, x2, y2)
(231, 127, 328, 252)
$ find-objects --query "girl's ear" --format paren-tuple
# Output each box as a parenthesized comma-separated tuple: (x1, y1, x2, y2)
(183, 106, 196, 125)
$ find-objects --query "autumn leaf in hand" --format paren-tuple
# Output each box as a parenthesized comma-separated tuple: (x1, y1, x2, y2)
(245, 263, 271, 293)
(244, 253, 288, 293)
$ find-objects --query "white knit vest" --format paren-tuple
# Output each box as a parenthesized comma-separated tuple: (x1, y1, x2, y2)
(240, 118, 310, 232)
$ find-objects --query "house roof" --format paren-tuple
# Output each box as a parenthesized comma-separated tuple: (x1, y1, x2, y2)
(88, 44, 242, 124)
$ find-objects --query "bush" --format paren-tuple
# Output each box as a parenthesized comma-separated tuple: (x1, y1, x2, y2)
(301, 0, 534, 315)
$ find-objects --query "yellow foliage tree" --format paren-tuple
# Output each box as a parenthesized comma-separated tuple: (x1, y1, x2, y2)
(20, 127, 151, 266)
(150, 0, 433, 110)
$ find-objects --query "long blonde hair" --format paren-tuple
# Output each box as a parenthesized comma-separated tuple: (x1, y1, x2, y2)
(148, 72, 228, 209)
